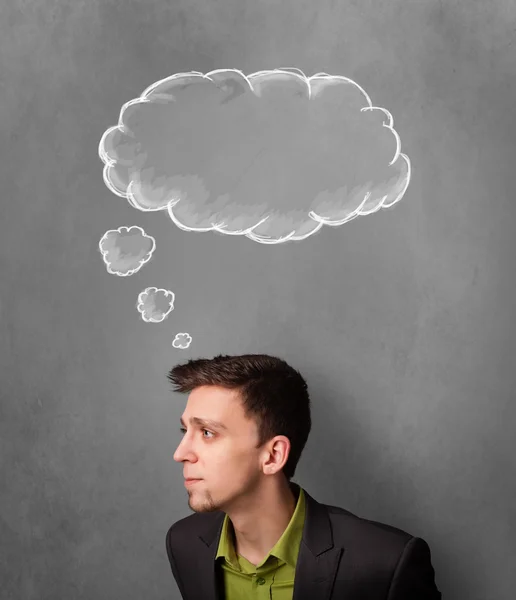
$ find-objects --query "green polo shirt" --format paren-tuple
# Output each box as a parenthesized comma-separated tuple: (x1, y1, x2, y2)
(215, 485, 306, 599)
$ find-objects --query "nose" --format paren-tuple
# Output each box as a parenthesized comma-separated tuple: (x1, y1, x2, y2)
(173, 436, 193, 463)
(173, 448, 180, 463)
(173, 443, 184, 463)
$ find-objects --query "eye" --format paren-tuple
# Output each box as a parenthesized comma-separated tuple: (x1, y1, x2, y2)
(179, 427, 214, 439)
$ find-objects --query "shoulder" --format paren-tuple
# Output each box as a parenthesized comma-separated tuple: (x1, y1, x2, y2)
(323, 504, 440, 596)
(166, 511, 223, 551)
(324, 503, 417, 556)
(167, 502, 417, 555)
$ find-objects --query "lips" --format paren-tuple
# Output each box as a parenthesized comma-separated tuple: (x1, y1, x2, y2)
(184, 478, 202, 487)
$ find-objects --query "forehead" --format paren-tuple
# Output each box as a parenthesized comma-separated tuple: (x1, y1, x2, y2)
(183, 385, 254, 430)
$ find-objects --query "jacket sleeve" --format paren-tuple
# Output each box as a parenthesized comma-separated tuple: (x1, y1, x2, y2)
(165, 526, 187, 599)
(386, 536, 442, 600)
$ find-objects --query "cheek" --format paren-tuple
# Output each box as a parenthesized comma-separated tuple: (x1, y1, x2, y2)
(211, 443, 252, 471)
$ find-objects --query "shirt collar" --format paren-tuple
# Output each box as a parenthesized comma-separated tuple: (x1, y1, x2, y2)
(215, 483, 306, 570)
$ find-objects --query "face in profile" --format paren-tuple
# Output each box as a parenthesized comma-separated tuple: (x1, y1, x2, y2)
(173, 385, 268, 513)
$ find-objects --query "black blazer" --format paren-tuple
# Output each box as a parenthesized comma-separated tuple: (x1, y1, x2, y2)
(165, 484, 442, 599)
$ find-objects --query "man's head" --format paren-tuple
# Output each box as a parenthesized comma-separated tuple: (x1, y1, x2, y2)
(168, 354, 311, 513)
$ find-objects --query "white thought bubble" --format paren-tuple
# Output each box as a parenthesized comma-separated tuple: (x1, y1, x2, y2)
(98, 68, 411, 244)
(172, 333, 192, 350)
(136, 287, 175, 323)
(98, 226, 155, 276)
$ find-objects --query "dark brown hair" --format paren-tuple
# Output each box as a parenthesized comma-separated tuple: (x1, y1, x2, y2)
(167, 354, 312, 481)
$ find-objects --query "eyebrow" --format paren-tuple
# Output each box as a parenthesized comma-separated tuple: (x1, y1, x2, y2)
(180, 416, 228, 431)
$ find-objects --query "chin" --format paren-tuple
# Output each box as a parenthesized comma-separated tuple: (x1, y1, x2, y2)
(188, 492, 220, 513)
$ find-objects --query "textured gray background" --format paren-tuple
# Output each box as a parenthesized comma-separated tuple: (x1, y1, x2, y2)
(1, 1, 515, 598)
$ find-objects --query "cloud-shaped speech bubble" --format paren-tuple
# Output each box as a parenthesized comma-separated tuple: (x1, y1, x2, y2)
(98, 226, 156, 276)
(172, 333, 192, 350)
(98, 68, 411, 244)
(136, 286, 175, 322)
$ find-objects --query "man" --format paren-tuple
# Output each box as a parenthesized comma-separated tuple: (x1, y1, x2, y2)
(165, 354, 441, 600)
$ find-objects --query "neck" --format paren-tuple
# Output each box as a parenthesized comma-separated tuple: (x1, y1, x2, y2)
(228, 479, 298, 565)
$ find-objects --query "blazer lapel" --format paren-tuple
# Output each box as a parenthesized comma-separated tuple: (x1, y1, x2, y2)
(292, 486, 344, 600)
(191, 513, 226, 600)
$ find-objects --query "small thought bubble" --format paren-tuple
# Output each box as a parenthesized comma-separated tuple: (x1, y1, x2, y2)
(99, 226, 155, 276)
(136, 287, 175, 322)
(172, 333, 192, 349)
(98, 68, 411, 244)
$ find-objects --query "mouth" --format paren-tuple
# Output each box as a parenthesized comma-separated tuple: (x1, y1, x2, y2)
(184, 478, 202, 487)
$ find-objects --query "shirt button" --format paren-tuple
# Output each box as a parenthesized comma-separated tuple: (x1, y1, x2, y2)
(256, 577, 266, 585)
